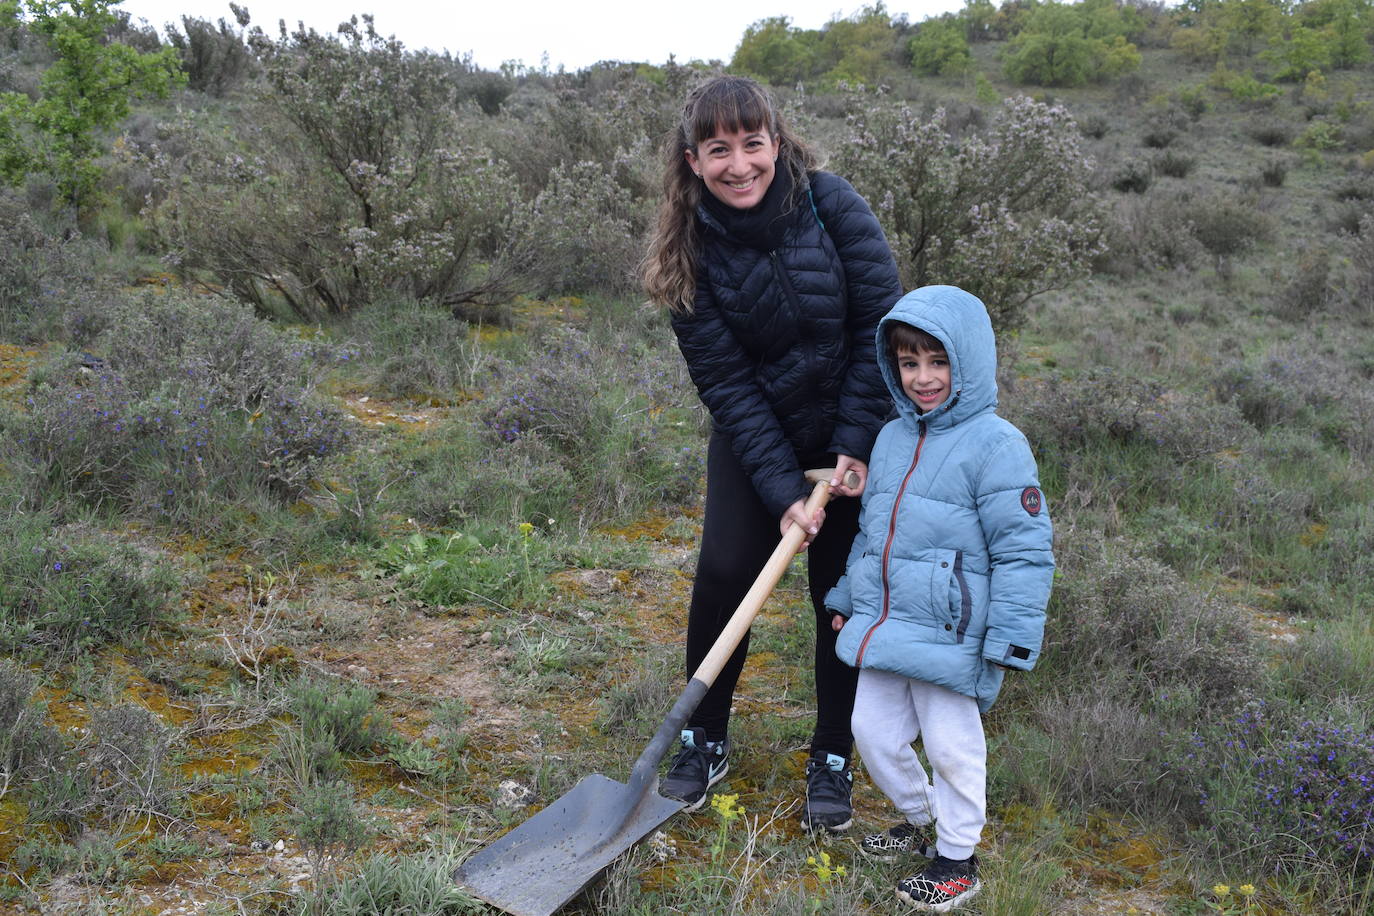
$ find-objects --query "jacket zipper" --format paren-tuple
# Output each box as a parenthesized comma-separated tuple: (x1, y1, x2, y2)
(856, 424, 926, 666)
(769, 249, 825, 447)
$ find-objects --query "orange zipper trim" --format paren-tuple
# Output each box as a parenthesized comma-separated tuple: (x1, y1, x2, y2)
(856, 425, 925, 666)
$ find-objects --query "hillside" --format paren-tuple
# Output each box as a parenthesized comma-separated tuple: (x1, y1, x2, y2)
(1, 2, 1373, 914)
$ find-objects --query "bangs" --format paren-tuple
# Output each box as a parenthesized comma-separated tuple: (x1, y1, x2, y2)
(887, 322, 945, 356)
(683, 77, 776, 146)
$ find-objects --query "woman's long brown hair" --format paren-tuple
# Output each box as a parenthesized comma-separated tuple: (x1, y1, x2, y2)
(641, 75, 819, 313)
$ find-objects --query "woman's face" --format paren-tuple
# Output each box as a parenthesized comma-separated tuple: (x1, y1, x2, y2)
(685, 125, 781, 210)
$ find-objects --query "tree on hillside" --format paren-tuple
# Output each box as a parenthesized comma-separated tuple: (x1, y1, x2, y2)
(731, 16, 820, 85)
(0, 0, 181, 214)
(819, 3, 900, 84)
(1003, 0, 1142, 87)
(834, 94, 1102, 334)
(909, 16, 973, 76)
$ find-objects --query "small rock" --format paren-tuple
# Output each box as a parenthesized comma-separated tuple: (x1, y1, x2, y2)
(497, 779, 534, 809)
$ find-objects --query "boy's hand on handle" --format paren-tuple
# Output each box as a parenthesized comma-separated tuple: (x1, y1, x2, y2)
(830, 456, 867, 498)
(831, 613, 845, 632)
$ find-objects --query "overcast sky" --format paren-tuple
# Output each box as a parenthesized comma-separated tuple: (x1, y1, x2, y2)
(116, 0, 968, 72)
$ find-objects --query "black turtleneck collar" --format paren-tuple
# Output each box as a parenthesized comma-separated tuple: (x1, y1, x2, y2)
(699, 164, 799, 252)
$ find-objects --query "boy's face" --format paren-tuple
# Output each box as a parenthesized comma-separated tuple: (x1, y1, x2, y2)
(896, 346, 951, 414)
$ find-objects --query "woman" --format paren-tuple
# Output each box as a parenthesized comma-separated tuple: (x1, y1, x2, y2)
(642, 74, 902, 831)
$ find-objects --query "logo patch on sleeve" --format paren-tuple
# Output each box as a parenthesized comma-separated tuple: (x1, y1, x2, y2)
(1020, 487, 1043, 516)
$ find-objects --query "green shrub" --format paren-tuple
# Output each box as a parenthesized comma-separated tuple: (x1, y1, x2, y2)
(163, 9, 254, 97)
(1141, 126, 1177, 148)
(1183, 191, 1274, 261)
(1273, 244, 1335, 320)
(1042, 537, 1262, 708)
(1096, 193, 1206, 274)
(141, 19, 525, 319)
(508, 158, 644, 297)
(1110, 159, 1153, 193)
(84, 703, 179, 826)
(0, 190, 100, 342)
(0, 659, 65, 794)
(291, 677, 390, 757)
(14, 293, 353, 521)
(1152, 149, 1196, 178)
(339, 296, 490, 401)
(1249, 121, 1294, 147)
(1007, 367, 1252, 464)
(909, 16, 972, 77)
(1259, 157, 1289, 187)
(0, 512, 180, 658)
(1079, 112, 1109, 138)
(478, 322, 703, 524)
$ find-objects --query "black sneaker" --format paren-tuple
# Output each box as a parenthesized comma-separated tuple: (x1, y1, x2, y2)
(896, 854, 981, 912)
(800, 751, 853, 833)
(860, 822, 936, 862)
(659, 728, 729, 812)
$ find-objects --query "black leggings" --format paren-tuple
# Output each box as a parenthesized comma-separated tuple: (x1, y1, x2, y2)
(684, 430, 861, 759)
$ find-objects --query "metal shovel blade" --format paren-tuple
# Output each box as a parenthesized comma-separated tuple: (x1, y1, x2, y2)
(454, 773, 685, 916)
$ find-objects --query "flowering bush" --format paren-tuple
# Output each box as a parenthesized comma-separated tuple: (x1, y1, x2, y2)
(136, 18, 523, 319)
(15, 293, 352, 519)
(0, 512, 180, 658)
(835, 94, 1103, 334)
(1176, 702, 1374, 871)
(479, 323, 703, 522)
(508, 158, 646, 297)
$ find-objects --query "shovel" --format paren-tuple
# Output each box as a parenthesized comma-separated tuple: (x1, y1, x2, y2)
(454, 468, 853, 916)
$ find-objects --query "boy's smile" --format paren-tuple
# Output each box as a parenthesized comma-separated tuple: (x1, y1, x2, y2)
(896, 347, 951, 413)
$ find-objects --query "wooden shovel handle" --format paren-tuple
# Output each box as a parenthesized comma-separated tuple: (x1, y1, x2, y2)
(690, 467, 855, 687)
(626, 467, 859, 800)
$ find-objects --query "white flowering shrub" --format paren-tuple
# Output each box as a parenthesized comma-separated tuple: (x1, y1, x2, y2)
(834, 94, 1103, 334)
(138, 17, 521, 320)
(509, 157, 646, 296)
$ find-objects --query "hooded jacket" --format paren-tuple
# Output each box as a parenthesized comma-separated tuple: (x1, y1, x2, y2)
(670, 171, 902, 519)
(826, 286, 1054, 712)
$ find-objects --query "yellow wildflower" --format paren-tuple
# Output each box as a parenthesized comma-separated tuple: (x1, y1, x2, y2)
(1212, 884, 1231, 898)
(1239, 884, 1256, 897)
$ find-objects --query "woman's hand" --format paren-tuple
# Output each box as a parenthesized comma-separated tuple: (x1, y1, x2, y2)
(831, 455, 868, 499)
(781, 499, 823, 549)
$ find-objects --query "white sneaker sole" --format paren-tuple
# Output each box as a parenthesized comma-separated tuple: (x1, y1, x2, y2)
(670, 761, 729, 813)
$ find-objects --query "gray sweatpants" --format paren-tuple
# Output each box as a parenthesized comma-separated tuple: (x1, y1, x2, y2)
(851, 668, 987, 861)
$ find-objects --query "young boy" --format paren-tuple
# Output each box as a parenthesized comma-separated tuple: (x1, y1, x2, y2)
(826, 285, 1054, 912)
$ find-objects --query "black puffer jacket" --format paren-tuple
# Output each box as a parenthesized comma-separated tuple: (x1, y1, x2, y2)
(671, 170, 902, 518)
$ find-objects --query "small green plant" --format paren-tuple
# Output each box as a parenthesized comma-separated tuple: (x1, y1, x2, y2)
(302, 841, 480, 914)
(805, 849, 848, 912)
(291, 677, 390, 757)
(374, 527, 553, 610)
(290, 779, 373, 912)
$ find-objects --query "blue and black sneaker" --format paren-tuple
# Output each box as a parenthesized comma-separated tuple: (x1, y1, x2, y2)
(660, 727, 730, 812)
(801, 751, 853, 833)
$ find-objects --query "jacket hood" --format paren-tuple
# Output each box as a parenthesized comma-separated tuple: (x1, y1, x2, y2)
(877, 285, 998, 429)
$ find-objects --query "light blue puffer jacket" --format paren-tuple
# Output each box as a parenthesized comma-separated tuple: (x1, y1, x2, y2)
(826, 286, 1054, 712)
